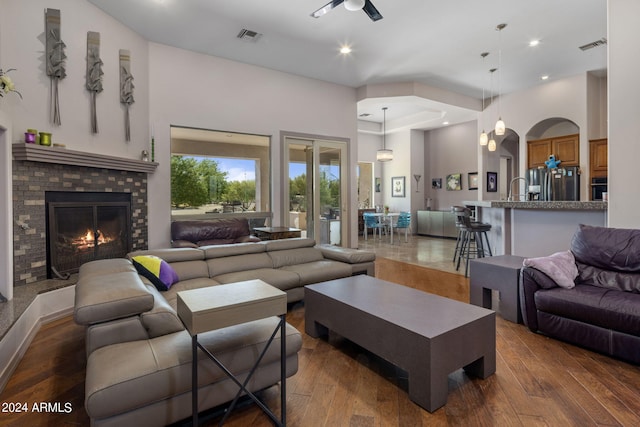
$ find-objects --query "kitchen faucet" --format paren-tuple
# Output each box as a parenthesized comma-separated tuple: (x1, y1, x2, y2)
(508, 176, 529, 201)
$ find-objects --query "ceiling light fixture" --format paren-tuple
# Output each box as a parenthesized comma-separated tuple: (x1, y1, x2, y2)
(487, 68, 497, 151)
(479, 52, 489, 146)
(377, 107, 393, 162)
(488, 138, 497, 152)
(529, 39, 540, 47)
(340, 45, 352, 54)
(344, 0, 365, 12)
(494, 23, 507, 136)
(541, 75, 549, 80)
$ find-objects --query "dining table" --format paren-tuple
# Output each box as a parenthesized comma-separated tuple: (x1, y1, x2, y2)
(371, 212, 400, 244)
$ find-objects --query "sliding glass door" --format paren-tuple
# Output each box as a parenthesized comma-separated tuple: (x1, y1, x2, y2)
(285, 136, 347, 246)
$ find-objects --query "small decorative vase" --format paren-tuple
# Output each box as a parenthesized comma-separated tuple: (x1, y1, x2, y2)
(39, 132, 52, 146)
(25, 132, 36, 143)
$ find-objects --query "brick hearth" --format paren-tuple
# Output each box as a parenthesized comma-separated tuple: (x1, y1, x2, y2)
(12, 160, 149, 286)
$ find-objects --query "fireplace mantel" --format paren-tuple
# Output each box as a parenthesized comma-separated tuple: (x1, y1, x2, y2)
(12, 143, 158, 173)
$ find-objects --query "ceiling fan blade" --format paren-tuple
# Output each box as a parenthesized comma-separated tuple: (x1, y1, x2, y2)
(362, 0, 383, 21)
(311, 0, 345, 18)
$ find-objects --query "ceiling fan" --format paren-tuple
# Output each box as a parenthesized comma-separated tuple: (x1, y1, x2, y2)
(311, 0, 383, 22)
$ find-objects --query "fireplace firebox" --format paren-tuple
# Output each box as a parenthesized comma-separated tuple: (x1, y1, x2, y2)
(46, 192, 132, 278)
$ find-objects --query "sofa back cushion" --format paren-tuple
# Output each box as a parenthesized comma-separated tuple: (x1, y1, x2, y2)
(268, 247, 324, 268)
(207, 253, 273, 276)
(171, 218, 251, 245)
(129, 248, 209, 281)
(571, 224, 640, 292)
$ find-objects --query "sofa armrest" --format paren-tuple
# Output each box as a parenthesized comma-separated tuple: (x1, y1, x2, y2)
(317, 245, 375, 264)
(520, 266, 559, 332)
(85, 317, 149, 356)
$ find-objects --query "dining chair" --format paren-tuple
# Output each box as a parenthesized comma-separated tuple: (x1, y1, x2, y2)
(394, 212, 411, 243)
(363, 212, 385, 240)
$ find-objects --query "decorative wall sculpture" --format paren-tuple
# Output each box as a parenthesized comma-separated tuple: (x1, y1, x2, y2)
(45, 8, 67, 126)
(119, 50, 135, 141)
(86, 31, 104, 134)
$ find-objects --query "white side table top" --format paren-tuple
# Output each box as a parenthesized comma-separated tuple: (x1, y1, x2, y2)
(177, 279, 287, 335)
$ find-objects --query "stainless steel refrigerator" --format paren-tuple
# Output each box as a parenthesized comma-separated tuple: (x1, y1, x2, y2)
(527, 166, 580, 201)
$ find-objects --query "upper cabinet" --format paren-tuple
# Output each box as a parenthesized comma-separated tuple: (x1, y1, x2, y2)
(589, 138, 608, 178)
(527, 134, 579, 169)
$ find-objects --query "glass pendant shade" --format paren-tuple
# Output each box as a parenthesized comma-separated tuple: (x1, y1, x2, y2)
(495, 117, 506, 136)
(376, 148, 393, 162)
(377, 106, 392, 161)
(488, 138, 497, 152)
(344, 0, 365, 11)
(479, 131, 488, 146)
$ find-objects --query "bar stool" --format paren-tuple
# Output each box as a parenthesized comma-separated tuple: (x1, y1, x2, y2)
(451, 206, 466, 265)
(455, 208, 492, 277)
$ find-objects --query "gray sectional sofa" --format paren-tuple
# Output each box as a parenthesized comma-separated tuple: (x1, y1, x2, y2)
(73, 238, 375, 426)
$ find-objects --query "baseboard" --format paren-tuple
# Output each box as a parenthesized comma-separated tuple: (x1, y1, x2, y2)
(0, 285, 75, 393)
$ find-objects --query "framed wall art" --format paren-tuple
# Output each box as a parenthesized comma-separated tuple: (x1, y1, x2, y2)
(468, 172, 478, 190)
(446, 173, 462, 191)
(487, 172, 498, 192)
(392, 176, 405, 197)
(432, 178, 442, 189)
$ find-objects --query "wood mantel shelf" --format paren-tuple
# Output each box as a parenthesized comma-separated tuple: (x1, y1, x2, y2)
(12, 143, 158, 174)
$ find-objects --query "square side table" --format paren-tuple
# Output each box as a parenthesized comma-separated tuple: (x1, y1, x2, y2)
(470, 255, 525, 323)
(177, 280, 287, 426)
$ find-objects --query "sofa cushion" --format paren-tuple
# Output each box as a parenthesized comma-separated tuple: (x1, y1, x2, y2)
(535, 285, 640, 335)
(171, 218, 255, 247)
(317, 245, 376, 264)
(161, 277, 221, 310)
(268, 247, 324, 268)
(206, 252, 273, 277)
(571, 224, 640, 273)
(281, 260, 352, 285)
(78, 258, 137, 280)
(131, 255, 180, 291)
(140, 284, 185, 338)
(84, 318, 302, 420)
(75, 270, 154, 325)
(202, 242, 266, 258)
(213, 268, 301, 291)
(264, 237, 316, 251)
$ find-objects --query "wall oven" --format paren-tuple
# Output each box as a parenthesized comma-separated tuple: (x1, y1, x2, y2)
(591, 177, 608, 200)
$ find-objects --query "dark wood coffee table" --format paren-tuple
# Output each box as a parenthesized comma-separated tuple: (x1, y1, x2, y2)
(304, 275, 495, 412)
(253, 226, 301, 240)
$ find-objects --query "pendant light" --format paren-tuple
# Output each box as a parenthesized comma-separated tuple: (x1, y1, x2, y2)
(488, 68, 497, 151)
(494, 23, 507, 136)
(377, 107, 393, 162)
(479, 52, 489, 146)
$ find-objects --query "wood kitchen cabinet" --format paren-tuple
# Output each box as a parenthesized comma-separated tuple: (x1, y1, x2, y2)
(527, 134, 579, 169)
(589, 138, 608, 178)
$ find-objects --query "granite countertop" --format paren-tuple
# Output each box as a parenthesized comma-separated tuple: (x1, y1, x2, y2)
(462, 200, 607, 210)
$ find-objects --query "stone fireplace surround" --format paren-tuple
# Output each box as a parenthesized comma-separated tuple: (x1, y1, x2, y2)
(12, 144, 156, 287)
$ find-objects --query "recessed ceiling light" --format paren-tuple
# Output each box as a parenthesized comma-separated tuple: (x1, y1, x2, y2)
(541, 75, 549, 80)
(442, 121, 449, 125)
(529, 39, 540, 47)
(340, 45, 352, 54)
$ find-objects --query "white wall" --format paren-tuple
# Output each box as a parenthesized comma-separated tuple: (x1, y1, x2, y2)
(608, 0, 640, 228)
(0, 0, 150, 158)
(424, 121, 479, 211)
(147, 43, 358, 248)
(356, 131, 383, 207)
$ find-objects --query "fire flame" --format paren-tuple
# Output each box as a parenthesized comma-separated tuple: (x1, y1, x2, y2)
(73, 229, 112, 249)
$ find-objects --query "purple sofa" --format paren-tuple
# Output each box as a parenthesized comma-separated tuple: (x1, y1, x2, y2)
(520, 224, 640, 364)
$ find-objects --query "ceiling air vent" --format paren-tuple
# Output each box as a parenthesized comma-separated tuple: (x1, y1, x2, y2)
(579, 38, 607, 51)
(237, 29, 262, 42)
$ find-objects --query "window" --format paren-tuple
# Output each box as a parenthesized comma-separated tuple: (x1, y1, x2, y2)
(170, 127, 270, 222)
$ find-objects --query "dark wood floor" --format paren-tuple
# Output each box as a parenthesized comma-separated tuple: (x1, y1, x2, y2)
(2, 258, 640, 426)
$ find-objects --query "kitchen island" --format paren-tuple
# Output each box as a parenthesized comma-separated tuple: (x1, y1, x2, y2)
(463, 200, 607, 257)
